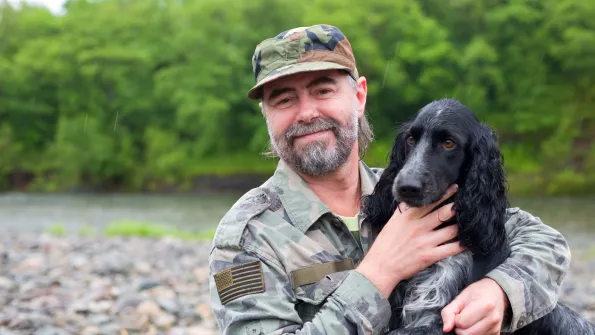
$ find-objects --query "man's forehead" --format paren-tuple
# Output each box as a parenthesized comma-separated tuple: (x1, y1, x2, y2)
(265, 70, 343, 90)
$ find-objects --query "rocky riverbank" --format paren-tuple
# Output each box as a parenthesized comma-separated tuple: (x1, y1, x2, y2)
(0, 233, 218, 335)
(0, 232, 594, 335)
(558, 246, 595, 323)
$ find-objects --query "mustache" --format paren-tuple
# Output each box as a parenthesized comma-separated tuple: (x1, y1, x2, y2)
(284, 118, 340, 140)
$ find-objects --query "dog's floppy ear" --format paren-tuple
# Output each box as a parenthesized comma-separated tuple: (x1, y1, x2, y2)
(455, 122, 508, 256)
(362, 121, 411, 231)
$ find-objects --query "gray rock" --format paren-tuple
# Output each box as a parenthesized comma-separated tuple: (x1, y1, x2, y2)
(153, 312, 176, 329)
(98, 323, 121, 335)
(156, 297, 180, 315)
(92, 261, 130, 276)
(29, 295, 64, 311)
(69, 301, 90, 314)
(32, 326, 72, 335)
(0, 276, 15, 290)
(137, 280, 162, 292)
(133, 261, 152, 274)
(113, 293, 147, 314)
(70, 255, 89, 269)
(8, 312, 54, 330)
(88, 300, 112, 314)
(0, 330, 22, 335)
(80, 326, 100, 335)
(88, 314, 112, 326)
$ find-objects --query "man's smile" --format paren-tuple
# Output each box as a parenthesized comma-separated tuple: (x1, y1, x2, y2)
(293, 129, 333, 143)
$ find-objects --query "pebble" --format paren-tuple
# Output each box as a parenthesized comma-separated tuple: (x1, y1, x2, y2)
(0, 232, 593, 334)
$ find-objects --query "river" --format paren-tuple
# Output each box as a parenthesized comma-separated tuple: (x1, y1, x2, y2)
(1, 192, 593, 246)
(0, 192, 239, 235)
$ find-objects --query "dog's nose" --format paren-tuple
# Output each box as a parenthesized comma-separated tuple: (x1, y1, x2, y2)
(397, 179, 422, 198)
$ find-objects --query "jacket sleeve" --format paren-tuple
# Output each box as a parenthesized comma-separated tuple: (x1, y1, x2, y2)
(209, 246, 393, 335)
(484, 208, 571, 332)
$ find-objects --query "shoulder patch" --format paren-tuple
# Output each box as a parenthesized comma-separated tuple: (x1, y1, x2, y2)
(214, 261, 265, 305)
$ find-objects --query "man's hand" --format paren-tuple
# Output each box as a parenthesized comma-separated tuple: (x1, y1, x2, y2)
(356, 184, 464, 298)
(441, 277, 510, 335)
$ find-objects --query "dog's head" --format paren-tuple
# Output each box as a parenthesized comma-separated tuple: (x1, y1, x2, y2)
(391, 99, 504, 207)
(363, 98, 509, 255)
(392, 99, 476, 206)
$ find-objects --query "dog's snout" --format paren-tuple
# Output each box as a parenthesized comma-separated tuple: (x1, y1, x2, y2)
(397, 178, 422, 198)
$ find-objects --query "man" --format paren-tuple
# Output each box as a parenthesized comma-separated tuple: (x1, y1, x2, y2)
(208, 24, 571, 335)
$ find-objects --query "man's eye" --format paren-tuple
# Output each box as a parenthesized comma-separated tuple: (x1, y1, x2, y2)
(317, 88, 332, 96)
(275, 97, 292, 106)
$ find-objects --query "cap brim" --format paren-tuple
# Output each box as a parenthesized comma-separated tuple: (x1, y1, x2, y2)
(247, 61, 351, 100)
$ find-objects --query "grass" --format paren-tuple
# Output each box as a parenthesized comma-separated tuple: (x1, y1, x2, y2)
(574, 245, 595, 262)
(47, 224, 66, 236)
(45, 221, 217, 241)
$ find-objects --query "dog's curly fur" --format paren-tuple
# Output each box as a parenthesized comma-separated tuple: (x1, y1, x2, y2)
(362, 98, 595, 335)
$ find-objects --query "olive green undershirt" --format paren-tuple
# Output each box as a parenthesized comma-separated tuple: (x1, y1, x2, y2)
(337, 214, 361, 249)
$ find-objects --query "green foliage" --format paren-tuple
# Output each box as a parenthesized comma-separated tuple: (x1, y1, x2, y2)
(46, 220, 216, 240)
(47, 223, 66, 236)
(1, 0, 594, 195)
(104, 220, 216, 241)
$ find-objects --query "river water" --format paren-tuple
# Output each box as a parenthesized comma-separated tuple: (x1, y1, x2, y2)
(1, 192, 594, 248)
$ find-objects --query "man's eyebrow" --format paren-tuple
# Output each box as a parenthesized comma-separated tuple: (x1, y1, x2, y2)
(266, 76, 338, 101)
(306, 76, 337, 88)
(268, 87, 293, 101)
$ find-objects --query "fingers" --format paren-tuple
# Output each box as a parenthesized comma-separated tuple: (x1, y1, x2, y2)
(433, 240, 465, 260)
(443, 286, 502, 335)
(424, 183, 458, 215)
(426, 224, 458, 246)
(420, 241, 465, 275)
(441, 183, 459, 202)
(424, 202, 456, 230)
(441, 296, 465, 333)
(396, 202, 411, 215)
(395, 184, 459, 221)
(454, 301, 490, 329)
(418, 184, 459, 223)
(453, 316, 500, 335)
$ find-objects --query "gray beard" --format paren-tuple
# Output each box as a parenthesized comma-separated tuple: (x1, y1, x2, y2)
(267, 111, 358, 177)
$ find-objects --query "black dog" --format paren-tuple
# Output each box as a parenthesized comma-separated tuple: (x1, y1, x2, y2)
(362, 98, 595, 335)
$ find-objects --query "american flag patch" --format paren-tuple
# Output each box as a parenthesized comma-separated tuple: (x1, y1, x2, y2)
(214, 261, 265, 305)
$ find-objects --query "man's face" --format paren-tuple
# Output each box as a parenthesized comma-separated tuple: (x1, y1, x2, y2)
(260, 70, 367, 176)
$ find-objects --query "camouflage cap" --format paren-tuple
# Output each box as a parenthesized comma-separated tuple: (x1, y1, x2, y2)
(247, 24, 359, 100)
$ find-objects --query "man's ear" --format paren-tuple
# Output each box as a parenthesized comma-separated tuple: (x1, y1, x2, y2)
(259, 100, 265, 116)
(356, 76, 367, 118)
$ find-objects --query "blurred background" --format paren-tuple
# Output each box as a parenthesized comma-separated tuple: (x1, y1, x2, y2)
(0, 0, 594, 334)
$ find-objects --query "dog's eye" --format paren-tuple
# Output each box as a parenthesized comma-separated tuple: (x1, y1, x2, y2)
(443, 140, 456, 149)
(406, 136, 415, 146)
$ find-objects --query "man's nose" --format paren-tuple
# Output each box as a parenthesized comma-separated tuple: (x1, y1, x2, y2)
(296, 95, 320, 123)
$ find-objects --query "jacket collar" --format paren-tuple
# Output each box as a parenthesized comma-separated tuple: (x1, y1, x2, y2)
(270, 159, 382, 233)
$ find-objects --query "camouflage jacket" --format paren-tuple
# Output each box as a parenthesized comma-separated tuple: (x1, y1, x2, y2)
(208, 159, 571, 334)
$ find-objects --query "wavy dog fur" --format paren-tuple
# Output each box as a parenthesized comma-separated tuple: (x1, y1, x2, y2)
(362, 98, 595, 335)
